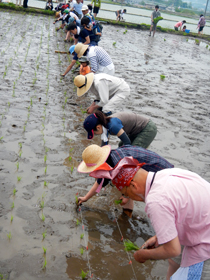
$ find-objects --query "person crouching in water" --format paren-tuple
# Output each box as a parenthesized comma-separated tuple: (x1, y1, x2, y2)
(78, 56, 91, 76)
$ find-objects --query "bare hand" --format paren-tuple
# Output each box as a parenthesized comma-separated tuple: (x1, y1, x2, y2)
(141, 235, 158, 249)
(120, 196, 129, 206)
(61, 74, 65, 77)
(78, 196, 87, 205)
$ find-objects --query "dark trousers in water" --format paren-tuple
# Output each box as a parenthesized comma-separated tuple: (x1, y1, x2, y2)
(23, 0, 28, 8)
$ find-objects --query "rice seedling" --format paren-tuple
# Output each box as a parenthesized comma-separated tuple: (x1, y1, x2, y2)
(44, 155, 47, 163)
(80, 233, 84, 239)
(28, 106, 30, 112)
(80, 106, 87, 114)
(75, 195, 78, 204)
(19, 142, 22, 149)
(65, 97, 68, 104)
(23, 126, 26, 132)
(44, 181, 48, 187)
(195, 39, 200, 45)
(11, 202, 14, 209)
(0, 136, 3, 141)
(40, 200, 45, 209)
(80, 248, 84, 255)
(13, 188, 17, 195)
(71, 166, 74, 172)
(164, 38, 166, 41)
(42, 192, 46, 199)
(69, 148, 74, 152)
(160, 75, 165, 80)
(30, 98, 33, 106)
(27, 113, 30, 119)
(45, 147, 49, 153)
(76, 219, 80, 226)
(8, 102, 10, 107)
(42, 257, 47, 269)
(80, 270, 88, 280)
(69, 156, 72, 161)
(64, 91, 67, 96)
(42, 230, 47, 240)
(206, 45, 209, 49)
(113, 42, 116, 47)
(19, 151, 22, 157)
(11, 215, 13, 222)
(43, 246, 47, 254)
(16, 162, 19, 170)
(114, 199, 122, 205)
(44, 166, 47, 174)
(124, 239, 140, 251)
(153, 16, 163, 24)
(0, 121, 1, 127)
(0, 273, 6, 280)
(17, 176, 22, 182)
(41, 213, 45, 222)
(7, 232, 12, 240)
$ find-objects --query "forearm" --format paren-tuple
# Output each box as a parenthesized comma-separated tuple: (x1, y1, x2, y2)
(134, 236, 181, 263)
(84, 181, 100, 200)
(63, 60, 76, 75)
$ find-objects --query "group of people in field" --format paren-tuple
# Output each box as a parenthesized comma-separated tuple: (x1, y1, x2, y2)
(51, 2, 210, 279)
(174, 14, 206, 35)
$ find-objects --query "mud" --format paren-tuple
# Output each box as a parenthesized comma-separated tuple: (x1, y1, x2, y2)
(0, 9, 210, 280)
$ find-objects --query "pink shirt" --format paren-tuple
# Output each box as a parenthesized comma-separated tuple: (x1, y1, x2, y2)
(145, 168, 210, 267)
(174, 21, 182, 28)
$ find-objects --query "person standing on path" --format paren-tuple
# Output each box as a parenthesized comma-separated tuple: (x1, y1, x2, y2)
(197, 14, 206, 35)
(23, 0, 28, 8)
(90, 0, 101, 18)
(149, 5, 161, 37)
(174, 20, 186, 31)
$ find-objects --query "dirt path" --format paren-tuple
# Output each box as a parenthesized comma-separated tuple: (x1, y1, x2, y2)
(0, 10, 210, 280)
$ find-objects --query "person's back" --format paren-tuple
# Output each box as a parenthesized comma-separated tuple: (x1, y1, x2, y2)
(145, 168, 210, 267)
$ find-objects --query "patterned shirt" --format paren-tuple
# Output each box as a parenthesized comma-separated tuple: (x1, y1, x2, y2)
(110, 145, 174, 172)
(87, 46, 113, 73)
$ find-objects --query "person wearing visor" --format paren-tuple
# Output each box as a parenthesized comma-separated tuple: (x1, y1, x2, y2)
(74, 73, 130, 115)
(83, 111, 157, 148)
(105, 158, 210, 280)
(77, 144, 174, 217)
(61, 45, 78, 77)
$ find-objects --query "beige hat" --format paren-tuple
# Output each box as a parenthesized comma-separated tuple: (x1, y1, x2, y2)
(82, 4, 88, 10)
(74, 73, 94, 97)
(77, 144, 111, 173)
(74, 43, 89, 58)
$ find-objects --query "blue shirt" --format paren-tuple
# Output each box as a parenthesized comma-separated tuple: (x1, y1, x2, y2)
(107, 118, 123, 135)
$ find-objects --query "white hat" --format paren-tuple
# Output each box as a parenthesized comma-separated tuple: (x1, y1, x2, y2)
(82, 5, 88, 10)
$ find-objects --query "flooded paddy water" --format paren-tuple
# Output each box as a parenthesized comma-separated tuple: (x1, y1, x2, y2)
(0, 9, 210, 280)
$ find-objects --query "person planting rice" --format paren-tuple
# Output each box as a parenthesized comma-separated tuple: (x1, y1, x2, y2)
(78, 56, 91, 75)
(74, 43, 115, 75)
(103, 157, 210, 280)
(74, 73, 130, 115)
(61, 45, 78, 77)
(174, 20, 186, 31)
(53, 9, 71, 31)
(115, 9, 126, 21)
(149, 5, 161, 37)
(77, 144, 174, 217)
(83, 111, 157, 148)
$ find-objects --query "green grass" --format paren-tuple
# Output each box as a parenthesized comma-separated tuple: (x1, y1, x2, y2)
(114, 199, 122, 205)
(41, 213, 45, 222)
(7, 232, 12, 240)
(42, 257, 47, 269)
(42, 230, 47, 240)
(124, 239, 139, 251)
(80, 270, 88, 280)
(17, 176, 22, 182)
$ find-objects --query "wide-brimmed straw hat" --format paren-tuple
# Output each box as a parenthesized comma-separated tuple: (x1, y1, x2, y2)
(77, 144, 111, 173)
(74, 43, 89, 58)
(74, 73, 94, 97)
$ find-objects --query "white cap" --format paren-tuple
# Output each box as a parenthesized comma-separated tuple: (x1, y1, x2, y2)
(82, 5, 88, 10)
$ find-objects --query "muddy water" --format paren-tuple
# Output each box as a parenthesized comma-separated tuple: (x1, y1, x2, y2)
(0, 9, 210, 280)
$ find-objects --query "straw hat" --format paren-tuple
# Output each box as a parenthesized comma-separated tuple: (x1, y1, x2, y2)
(74, 73, 94, 97)
(74, 43, 89, 58)
(77, 144, 111, 173)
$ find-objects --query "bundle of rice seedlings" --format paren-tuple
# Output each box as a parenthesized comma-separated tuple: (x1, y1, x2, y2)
(160, 75, 165, 80)
(153, 16, 163, 24)
(80, 270, 88, 280)
(124, 239, 140, 251)
(114, 199, 122, 205)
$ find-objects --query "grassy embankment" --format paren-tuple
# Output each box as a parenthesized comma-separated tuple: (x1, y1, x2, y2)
(0, 2, 210, 42)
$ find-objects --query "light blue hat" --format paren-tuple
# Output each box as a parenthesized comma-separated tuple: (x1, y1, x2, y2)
(69, 45, 75, 54)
